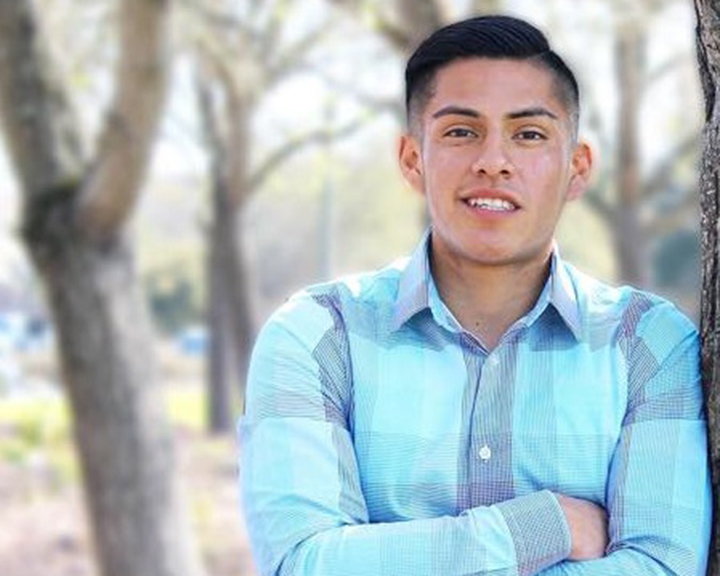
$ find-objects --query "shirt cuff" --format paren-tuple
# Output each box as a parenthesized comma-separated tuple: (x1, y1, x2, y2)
(495, 490, 571, 576)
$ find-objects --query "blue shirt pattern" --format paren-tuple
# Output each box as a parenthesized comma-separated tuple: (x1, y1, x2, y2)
(239, 234, 711, 576)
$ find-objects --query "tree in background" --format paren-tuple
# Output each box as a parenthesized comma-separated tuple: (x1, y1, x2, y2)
(327, 0, 698, 293)
(583, 1, 699, 289)
(0, 1, 205, 576)
(182, 0, 368, 432)
(695, 0, 720, 572)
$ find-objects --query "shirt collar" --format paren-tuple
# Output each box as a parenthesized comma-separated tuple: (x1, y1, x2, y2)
(391, 229, 433, 332)
(391, 232, 583, 341)
(547, 246, 583, 340)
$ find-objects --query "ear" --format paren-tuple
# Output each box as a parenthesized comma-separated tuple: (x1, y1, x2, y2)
(398, 134, 424, 194)
(566, 141, 593, 201)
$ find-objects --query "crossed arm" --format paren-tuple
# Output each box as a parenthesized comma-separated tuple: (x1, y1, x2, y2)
(239, 299, 711, 576)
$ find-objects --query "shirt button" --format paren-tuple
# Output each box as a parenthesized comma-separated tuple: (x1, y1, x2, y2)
(478, 445, 492, 461)
(487, 356, 499, 368)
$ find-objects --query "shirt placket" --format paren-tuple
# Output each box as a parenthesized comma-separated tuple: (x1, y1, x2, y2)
(459, 331, 520, 510)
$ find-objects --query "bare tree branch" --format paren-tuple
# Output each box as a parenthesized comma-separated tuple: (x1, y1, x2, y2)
(471, 0, 504, 13)
(582, 187, 615, 225)
(267, 22, 334, 86)
(642, 0, 677, 15)
(644, 52, 692, 88)
(392, 0, 448, 50)
(328, 0, 430, 53)
(258, 0, 295, 59)
(645, 188, 698, 235)
(247, 116, 373, 193)
(77, 0, 171, 238)
(0, 0, 84, 198)
(177, 0, 246, 33)
(195, 66, 225, 179)
(324, 0, 366, 12)
(306, 63, 404, 118)
(643, 133, 700, 197)
(374, 18, 414, 52)
(193, 32, 249, 104)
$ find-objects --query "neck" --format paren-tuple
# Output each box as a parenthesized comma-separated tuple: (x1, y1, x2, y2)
(430, 241, 552, 350)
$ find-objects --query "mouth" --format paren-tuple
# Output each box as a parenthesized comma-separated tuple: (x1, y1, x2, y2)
(463, 196, 518, 212)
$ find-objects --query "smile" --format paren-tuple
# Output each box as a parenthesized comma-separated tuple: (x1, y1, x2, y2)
(465, 197, 517, 211)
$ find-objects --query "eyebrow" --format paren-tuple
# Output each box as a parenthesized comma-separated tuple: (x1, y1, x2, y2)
(431, 105, 559, 121)
(431, 105, 479, 119)
(506, 107, 558, 121)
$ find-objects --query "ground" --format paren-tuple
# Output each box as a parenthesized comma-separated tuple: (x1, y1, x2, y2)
(0, 382, 257, 576)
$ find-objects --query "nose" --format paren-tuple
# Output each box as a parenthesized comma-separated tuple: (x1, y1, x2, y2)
(471, 134, 513, 178)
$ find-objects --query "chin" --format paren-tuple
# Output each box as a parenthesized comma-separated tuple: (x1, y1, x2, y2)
(455, 244, 518, 266)
(459, 243, 548, 269)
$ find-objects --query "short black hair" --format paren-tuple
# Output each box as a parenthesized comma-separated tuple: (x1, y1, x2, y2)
(405, 15, 579, 135)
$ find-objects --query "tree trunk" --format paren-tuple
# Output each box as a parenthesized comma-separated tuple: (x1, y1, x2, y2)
(205, 180, 254, 432)
(695, 2, 720, 574)
(198, 65, 256, 430)
(0, 2, 206, 575)
(614, 21, 649, 286)
(206, 210, 237, 433)
(220, 211, 255, 408)
(25, 210, 205, 576)
(222, 95, 256, 388)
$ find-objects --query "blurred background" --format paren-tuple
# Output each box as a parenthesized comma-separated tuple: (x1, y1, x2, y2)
(0, 0, 703, 575)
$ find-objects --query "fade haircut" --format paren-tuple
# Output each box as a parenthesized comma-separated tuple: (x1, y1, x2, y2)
(405, 15, 580, 137)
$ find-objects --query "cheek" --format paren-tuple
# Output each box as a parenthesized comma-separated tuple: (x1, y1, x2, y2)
(424, 148, 472, 187)
(520, 151, 568, 193)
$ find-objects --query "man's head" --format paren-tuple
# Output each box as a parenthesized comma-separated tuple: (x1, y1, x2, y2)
(405, 15, 579, 138)
(398, 14, 592, 271)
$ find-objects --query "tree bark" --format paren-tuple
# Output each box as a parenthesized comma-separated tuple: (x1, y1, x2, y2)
(197, 58, 255, 431)
(207, 209, 239, 433)
(29, 220, 206, 576)
(696, 2, 720, 574)
(0, 2, 206, 576)
(77, 0, 172, 238)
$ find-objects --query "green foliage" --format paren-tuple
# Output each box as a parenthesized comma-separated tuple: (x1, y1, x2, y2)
(653, 229, 700, 291)
(0, 388, 208, 490)
(0, 397, 77, 487)
(556, 200, 616, 283)
(146, 268, 203, 334)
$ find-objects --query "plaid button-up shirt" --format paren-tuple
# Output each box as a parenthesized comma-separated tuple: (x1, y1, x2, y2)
(239, 234, 711, 576)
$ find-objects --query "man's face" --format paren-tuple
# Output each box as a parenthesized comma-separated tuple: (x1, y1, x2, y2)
(399, 57, 592, 270)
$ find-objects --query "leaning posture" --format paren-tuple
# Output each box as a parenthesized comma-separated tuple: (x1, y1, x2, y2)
(240, 15, 711, 576)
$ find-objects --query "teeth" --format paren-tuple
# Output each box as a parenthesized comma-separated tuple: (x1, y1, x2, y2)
(467, 197, 515, 211)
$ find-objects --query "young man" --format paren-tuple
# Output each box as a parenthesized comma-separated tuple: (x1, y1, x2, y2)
(239, 15, 711, 576)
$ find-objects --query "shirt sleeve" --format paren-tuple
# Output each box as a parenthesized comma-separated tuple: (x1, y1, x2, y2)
(239, 294, 571, 576)
(539, 302, 712, 576)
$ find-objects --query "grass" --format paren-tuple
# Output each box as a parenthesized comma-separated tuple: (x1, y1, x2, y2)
(167, 387, 206, 431)
(0, 386, 209, 487)
(0, 395, 76, 486)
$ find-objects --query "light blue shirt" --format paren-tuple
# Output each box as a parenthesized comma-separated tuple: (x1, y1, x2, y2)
(239, 234, 711, 576)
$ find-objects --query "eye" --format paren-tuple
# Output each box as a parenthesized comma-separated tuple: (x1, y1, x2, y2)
(514, 129, 548, 141)
(444, 127, 477, 138)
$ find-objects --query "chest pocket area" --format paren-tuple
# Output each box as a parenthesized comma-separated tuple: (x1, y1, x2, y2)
(511, 348, 625, 502)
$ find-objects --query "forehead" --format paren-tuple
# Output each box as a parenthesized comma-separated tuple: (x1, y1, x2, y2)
(427, 57, 566, 120)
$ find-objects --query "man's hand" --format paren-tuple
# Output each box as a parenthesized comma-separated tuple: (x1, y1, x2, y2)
(555, 494, 608, 561)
